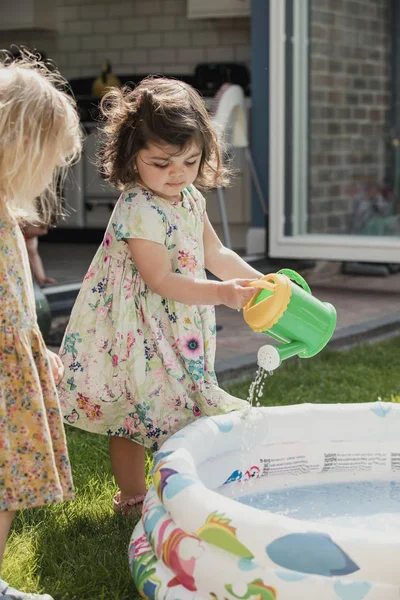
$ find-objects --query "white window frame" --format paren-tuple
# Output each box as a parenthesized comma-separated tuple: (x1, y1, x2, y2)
(269, 0, 400, 263)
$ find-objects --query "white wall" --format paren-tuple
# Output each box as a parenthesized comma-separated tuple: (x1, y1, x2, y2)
(0, 0, 250, 80)
(0, 0, 252, 250)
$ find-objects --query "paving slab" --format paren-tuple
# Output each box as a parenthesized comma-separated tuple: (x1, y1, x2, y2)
(39, 245, 400, 381)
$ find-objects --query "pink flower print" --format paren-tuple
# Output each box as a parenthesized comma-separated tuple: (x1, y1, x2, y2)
(192, 404, 201, 417)
(36, 431, 46, 442)
(123, 416, 137, 435)
(103, 232, 112, 248)
(85, 403, 103, 421)
(181, 331, 203, 360)
(104, 384, 116, 399)
(97, 307, 109, 322)
(84, 266, 97, 280)
(171, 339, 180, 356)
(65, 410, 79, 425)
(77, 393, 90, 410)
(122, 331, 136, 360)
(104, 254, 111, 264)
(96, 334, 109, 352)
(178, 250, 198, 274)
(127, 332, 135, 349)
(112, 354, 119, 367)
(163, 355, 179, 372)
(124, 276, 133, 300)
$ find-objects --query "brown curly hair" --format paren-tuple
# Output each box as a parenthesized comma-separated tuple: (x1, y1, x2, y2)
(99, 76, 231, 192)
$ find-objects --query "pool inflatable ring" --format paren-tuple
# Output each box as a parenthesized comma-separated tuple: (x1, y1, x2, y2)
(129, 402, 400, 599)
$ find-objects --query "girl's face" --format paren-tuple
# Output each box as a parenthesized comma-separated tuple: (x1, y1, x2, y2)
(135, 140, 202, 202)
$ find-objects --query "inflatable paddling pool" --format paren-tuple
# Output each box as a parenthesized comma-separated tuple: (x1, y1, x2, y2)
(129, 402, 400, 599)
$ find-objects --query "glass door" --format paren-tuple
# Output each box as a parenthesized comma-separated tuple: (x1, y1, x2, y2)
(269, 0, 400, 262)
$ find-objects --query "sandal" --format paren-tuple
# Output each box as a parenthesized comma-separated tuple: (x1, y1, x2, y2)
(113, 491, 146, 517)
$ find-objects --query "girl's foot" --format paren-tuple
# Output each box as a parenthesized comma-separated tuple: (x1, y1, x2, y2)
(0, 579, 53, 600)
(113, 491, 146, 517)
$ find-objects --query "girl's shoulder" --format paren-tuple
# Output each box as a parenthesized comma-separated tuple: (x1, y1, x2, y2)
(118, 185, 159, 207)
(184, 184, 203, 199)
(110, 186, 169, 241)
(184, 184, 206, 210)
(112, 186, 165, 226)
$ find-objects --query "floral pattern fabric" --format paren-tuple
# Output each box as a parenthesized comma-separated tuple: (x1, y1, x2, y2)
(58, 185, 246, 451)
(0, 215, 74, 511)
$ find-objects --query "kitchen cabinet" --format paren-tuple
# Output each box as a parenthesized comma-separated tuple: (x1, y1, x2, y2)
(187, 0, 250, 19)
(63, 130, 118, 229)
(0, 0, 56, 30)
(63, 131, 251, 250)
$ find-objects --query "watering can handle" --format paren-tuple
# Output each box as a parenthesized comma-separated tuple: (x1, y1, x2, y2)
(277, 269, 312, 294)
(248, 280, 277, 293)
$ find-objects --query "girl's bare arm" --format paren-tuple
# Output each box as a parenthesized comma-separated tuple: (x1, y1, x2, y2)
(203, 212, 263, 281)
(125, 237, 255, 310)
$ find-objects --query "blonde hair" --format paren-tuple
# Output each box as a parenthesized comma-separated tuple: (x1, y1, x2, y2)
(0, 49, 82, 223)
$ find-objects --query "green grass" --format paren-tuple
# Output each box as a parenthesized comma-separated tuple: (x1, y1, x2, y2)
(226, 335, 400, 406)
(3, 335, 400, 599)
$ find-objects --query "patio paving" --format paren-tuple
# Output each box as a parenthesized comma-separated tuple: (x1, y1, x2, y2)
(39, 243, 400, 381)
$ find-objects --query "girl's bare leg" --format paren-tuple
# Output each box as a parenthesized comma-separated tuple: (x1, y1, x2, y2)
(0, 510, 56, 598)
(109, 437, 147, 501)
(0, 511, 14, 569)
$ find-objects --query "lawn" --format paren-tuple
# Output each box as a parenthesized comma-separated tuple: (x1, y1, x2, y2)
(3, 335, 400, 599)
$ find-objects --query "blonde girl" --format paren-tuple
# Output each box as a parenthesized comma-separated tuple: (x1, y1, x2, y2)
(58, 77, 262, 516)
(0, 51, 81, 600)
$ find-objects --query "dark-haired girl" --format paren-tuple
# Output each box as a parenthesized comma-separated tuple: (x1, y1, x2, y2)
(58, 77, 262, 515)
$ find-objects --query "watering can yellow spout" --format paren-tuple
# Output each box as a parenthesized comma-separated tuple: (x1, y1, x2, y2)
(243, 269, 337, 371)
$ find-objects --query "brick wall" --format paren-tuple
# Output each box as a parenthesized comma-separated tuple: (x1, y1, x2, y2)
(309, 0, 391, 234)
(0, 0, 250, 80)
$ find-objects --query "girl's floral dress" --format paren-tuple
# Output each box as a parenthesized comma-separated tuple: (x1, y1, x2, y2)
(58, 185, 246, 450)
(0, 214, 74, 511)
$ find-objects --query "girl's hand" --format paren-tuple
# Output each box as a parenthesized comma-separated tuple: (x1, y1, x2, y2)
(47, 349, 64, 385)
(37, 275, 57, 286)
(218, 279, 257, 310)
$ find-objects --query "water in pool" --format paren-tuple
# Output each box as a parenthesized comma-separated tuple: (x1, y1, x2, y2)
(238, 479, 400, 532)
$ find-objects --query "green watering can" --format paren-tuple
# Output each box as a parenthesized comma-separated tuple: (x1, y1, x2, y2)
(243, 269, 337, 371)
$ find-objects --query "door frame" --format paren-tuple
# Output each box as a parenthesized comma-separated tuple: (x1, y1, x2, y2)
(268, 0, 400, 263)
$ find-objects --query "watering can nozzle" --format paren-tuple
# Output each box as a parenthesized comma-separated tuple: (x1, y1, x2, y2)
(257, 341, 308, 371)
(257, 345, 281, 372)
